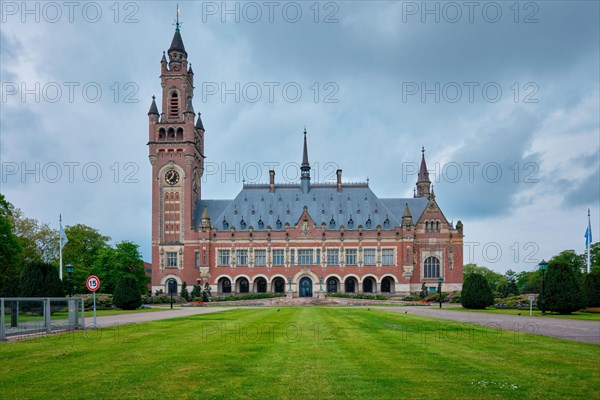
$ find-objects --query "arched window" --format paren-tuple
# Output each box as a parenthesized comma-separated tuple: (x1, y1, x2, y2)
(159, 128, 166, 139)
(327, 278, 338, 293)
(168, 127, 175, 139)
(424, 256, 440, 278)
(381, 277, 392, 293)
(176, 127, 184, 139)
(273, 278, 285, 293)
(169, 92, 179, 119)
(344, 278, 355, 293)
(363, 278, 373, 293)
(239, 278, 249, 293)
(221, 278, 231, 293)
(436, 221, 440, 232)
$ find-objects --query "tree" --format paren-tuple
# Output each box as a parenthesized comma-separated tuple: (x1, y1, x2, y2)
(583, 271, 600, 307)
(461, 273, 494, 309)
(18, 261, 64, 297)
(545, 260, 584, 314)
(92, 241, 149, 294)
(0, 195, 22, 285)
(191, 284, 202, 299)
(11, 209, 59, 265)
(180, 281, 190, 301)
(463, 263, 505, 294)
(62, 224, 110, 294)
(113, 277, 142, 310)
(549, 250, 585, 282)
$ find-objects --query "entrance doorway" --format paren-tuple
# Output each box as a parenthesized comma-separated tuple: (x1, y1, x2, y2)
(299, 277, 313, 297)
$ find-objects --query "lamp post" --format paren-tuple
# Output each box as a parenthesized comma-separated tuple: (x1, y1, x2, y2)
(538, 259, 548, 315)
(168, 278, 176, 310)
(288, 275, 293, 292)
(319, 275, 323, 292)
(66, 264, 74, 297)
(437, 277, 444, 309)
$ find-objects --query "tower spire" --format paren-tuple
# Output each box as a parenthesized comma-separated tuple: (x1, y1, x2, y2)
(300, 128, 311, 194)
(416, 146, 431, 199)
(175, 4, 181, 32)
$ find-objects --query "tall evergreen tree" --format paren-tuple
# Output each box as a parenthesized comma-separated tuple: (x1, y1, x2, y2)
(461, 273, 494, 309)
(18, 261, 64, 297)
(582, 271, 600, 307)
(113, 277, 142, 310)
(545, 260, 584, 314)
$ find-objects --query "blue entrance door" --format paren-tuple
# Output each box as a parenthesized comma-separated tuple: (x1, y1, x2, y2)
(299, 277, 313, 297)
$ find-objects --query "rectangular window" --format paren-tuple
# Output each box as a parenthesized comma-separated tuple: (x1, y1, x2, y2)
(255, 249, 266, 266)
(382, 249, 395, 266)
(327, 249, 339, 265)
(345, 249, 357, 265)
(363, 249, 376, 266)
(316, 249, 321, 264)
(217, 249, 230, 266)
(236, 249, 248, 266)
(298, 249, 313, 265)
(290, 249, 296, 265)
(195, 251, 200, 268)
(166, 252, 178, 268)
(273, 249, 284, 266)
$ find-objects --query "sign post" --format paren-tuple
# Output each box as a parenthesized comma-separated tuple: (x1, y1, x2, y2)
(86, 276, 101, 328)
(528, 295, 535, 316)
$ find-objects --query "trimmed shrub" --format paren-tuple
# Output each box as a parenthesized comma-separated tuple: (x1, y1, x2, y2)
(180, 282, 190, 301)
(461, 273, 494, 309)
(583, 271, 600, 307)
(191, 284, 202, 299)
(113, 277, 142, 310)
(545, 260, 584, 314)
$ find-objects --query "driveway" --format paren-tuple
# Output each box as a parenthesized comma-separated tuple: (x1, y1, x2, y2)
(379, 306, 600, 345)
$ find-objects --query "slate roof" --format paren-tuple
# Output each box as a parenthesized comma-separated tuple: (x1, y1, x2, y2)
(169, 30, 187, 56)
(194, 184, 429, 232)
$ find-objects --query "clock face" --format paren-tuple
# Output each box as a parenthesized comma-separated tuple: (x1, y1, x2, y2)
(165, 170, 180, 185)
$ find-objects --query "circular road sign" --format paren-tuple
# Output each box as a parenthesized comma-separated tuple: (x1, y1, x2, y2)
(86, 275, 101, 292)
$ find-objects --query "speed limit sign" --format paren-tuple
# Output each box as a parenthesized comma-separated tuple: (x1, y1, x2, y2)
(86, 275, 100, 292)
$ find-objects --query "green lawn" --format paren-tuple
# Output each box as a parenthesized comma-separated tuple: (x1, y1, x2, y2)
(443, 307, 600, 321)
(1, 308, 598, 399)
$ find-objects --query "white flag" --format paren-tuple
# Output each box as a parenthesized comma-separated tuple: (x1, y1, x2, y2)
(60, 218, 68, 249)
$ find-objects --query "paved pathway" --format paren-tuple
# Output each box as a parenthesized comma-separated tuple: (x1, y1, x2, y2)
(378, 306, 600, 345)
(84, 307, 233, 328)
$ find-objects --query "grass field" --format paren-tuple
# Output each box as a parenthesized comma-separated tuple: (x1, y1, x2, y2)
(3, 307, 174, 324)
(1, 308, 598, 399)
(443, 307, 600, 321)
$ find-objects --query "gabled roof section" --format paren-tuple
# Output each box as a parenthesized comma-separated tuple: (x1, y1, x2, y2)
(194, 185, 430, 231)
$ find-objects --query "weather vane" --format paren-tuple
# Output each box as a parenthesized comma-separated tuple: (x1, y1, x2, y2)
(174, 4, 182, 31)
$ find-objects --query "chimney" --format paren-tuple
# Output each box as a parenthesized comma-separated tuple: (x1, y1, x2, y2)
(269, 170, 275, 193)
(336, 169, 342, 192)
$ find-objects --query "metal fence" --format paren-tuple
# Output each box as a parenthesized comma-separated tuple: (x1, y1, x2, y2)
(1, 297, 85, 341)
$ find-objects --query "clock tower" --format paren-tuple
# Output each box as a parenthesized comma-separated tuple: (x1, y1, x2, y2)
(148, 19, 205, 283)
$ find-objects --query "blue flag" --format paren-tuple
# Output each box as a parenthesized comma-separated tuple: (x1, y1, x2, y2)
(585, 224, 592, 249)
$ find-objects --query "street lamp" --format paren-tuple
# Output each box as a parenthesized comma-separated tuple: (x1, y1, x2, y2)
(66, 264, 74, 297)
(437, 277, 444, 309)
(168, 278, 177, 310)
(319, 275, 323, 292)
(538, 259, 548, 315)
(288, 275, 293, 292)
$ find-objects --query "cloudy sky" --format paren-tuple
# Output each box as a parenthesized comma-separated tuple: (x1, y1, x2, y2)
(1, 1, 598, 273)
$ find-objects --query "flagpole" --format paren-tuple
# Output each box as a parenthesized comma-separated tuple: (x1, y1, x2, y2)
(587, 208, 591, 274)
(59, 214, 63, 281)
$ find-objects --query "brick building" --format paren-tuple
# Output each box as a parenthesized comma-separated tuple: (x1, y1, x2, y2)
(148, 23, 464, 297)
